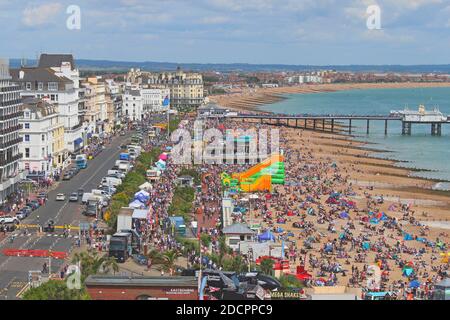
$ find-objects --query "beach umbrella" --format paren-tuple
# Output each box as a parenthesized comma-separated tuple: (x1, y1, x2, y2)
(409, 280, 420, 288)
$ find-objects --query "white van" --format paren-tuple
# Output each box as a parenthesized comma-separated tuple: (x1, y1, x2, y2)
(108, 170, 125, 179)
(101, 177, 122, 187)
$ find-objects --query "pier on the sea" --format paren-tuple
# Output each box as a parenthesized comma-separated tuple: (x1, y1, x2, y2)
(221, 112, 450, 136)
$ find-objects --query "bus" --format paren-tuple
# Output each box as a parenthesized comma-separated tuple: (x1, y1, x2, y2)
(75, 154, 88, 169)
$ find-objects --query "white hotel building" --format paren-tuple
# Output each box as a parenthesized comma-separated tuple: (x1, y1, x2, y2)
(11, 54, 83, 153)
(0, 59, 23, 204)
(19, 97, 66, 175)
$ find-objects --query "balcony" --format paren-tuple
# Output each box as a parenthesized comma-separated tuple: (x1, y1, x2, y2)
(65, 122, 83, 132)
(0, 124, 22, 135)
(0, 99, 22, 108)
(0, 85, 20, 93)
(0, 153, 22, 167)
(0, 111, 23, 121)
(0, 137, 22, 150)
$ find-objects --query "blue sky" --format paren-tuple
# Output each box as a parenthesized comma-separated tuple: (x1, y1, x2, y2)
(1, 0, 450, 65)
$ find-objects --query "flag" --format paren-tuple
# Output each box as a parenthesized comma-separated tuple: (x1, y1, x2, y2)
(163, 95, 170, 107)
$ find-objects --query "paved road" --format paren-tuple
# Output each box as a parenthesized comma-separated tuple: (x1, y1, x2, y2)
(0, 132, 131, 300)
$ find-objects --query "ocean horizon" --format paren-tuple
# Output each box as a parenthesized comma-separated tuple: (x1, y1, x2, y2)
(259, 86, 450, 188)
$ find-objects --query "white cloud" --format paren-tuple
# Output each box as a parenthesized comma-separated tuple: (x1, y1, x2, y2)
(22, 3, 63, 27)
(201, 16, 230, 24)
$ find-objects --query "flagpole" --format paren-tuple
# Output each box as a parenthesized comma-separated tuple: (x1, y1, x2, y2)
(198, 223, 202, 300)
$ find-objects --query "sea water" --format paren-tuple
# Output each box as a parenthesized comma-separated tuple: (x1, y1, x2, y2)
(259, 87, 450, 186)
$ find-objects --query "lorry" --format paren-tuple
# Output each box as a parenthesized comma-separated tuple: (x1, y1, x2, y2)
(82, 192, 108, 206)
(118, 229, 141, 254)
(101, 177, 122, 187)
(116, 161, 132, 173)
(75, 154, 88, 169)
(108, 232, 133, 263)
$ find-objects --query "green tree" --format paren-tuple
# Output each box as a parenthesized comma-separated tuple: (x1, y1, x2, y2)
(72, 250, 119, 282)
(278, 274, 304, 289)
(158, 250, 182, 275)
(145, 249, 164, 266)
(22, 280, 90, 300)
(259, 258, 275, 276)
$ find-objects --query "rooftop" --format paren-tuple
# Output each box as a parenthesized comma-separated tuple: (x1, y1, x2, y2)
(85, 275, 198, 288)
(38, 54, 75, 70)
(223, 223, 256, 235)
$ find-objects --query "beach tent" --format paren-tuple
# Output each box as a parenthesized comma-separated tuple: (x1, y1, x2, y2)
(339, 212, 349, 219)
(258, 230, 276, 242)
(404, 233, 414, 241)
(409, 280, 421, 288)
(370, 218, 379, 225)
(402, 266, 414, 277)
(416, 237, 427, 243)
(159, 153, 168, 161)
(165, 146, 173, 151)
(362, 242, 371, 251)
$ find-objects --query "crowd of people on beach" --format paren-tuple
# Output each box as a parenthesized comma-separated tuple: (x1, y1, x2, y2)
(183, 116, 449, 299)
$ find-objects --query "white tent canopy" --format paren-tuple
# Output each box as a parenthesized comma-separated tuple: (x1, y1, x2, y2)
(139, 182, 153, 190)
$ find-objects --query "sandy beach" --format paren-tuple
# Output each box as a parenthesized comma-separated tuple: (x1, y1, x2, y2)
(209, 82, 450, 111)
(206, 83, 450, 291)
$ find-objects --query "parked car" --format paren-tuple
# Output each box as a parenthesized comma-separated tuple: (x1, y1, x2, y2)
(0, 216, 20, 225)
(28, 200, 40, 210)
(21, 207, 32, 216)
(37, 192, 48, 200)
(63, 172, 73, 181)
(132, 254, 148, 266)
(56, 193, 66, 201)
(69, 192, 79, 202)
(16, 210, 28, 220)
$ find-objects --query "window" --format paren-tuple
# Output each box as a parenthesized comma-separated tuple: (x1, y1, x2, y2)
(48, 82, 58, 91)
(50, 95, 55, 101)
(26, 82, 31, 90)
(41, 134, 45, 142)
(24, 123, 30, 129)
(24, 112, 30, 119)
(24, 135, 30, 142)
(38, 82, 43, 91)
(25, 148, 30, 158)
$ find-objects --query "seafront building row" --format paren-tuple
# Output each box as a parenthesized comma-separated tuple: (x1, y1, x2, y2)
(0, 54, 205, 204)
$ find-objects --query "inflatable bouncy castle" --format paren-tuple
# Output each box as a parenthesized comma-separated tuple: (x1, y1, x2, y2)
(224, 154, 285, 193)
